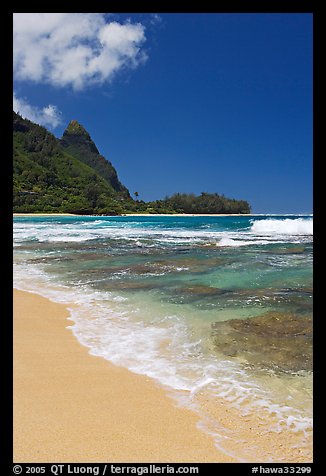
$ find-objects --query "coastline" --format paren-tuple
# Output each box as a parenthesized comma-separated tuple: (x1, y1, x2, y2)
(13, 288, 234, 463)
(13, 213, 298, 217)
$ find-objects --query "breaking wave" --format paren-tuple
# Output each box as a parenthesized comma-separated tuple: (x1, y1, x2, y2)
(250, 218, 313, 236)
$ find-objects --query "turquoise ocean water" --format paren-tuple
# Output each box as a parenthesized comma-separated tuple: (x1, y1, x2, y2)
(13, 215, 313, 461)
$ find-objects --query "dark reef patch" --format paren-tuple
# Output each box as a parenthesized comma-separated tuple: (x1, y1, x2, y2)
(212, 311, 312, 373)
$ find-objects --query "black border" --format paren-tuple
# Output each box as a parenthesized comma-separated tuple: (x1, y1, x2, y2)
(6, 2, 320, 474)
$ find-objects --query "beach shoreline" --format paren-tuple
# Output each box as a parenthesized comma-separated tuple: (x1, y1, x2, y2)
(13, 286, 313, 463)
(13, 288, 234, 463)
(13, 213, 299, 217)
(13, 212, 313, 463)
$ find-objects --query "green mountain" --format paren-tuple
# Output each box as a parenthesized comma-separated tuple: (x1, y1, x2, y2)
(13, 112, 251, 215)
(60, 120, 130, 198)
(13, 112, 131, 214)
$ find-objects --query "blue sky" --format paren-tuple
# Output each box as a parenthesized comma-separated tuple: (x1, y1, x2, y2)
(13, 13, 312, 213)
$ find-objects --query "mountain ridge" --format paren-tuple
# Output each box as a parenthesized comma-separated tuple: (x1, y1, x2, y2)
(60, 120, 130, 198)
(13, 112, 131, 214)
(13, 112, 251, 215)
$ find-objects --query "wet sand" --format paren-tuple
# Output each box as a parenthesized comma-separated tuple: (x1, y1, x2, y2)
(13, 289, 235, 463)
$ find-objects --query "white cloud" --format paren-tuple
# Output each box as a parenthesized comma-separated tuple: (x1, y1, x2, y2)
(13, 13, 147, 90)
(13, 93, 62, 129)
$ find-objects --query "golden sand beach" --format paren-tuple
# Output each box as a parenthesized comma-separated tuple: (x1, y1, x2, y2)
(13, 289, 235, 463)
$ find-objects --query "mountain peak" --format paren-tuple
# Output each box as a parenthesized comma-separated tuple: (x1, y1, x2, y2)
(61, 119, 99, 155)
(60, 119, 130, 198)
(64, 120, 90, 137)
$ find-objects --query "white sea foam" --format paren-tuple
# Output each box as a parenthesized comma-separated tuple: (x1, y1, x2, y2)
(218, 237, 269, 247)
(250, 218, 313, 236)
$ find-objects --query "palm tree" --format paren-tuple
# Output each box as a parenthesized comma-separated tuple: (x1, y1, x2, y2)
(134, 191, 139, 200)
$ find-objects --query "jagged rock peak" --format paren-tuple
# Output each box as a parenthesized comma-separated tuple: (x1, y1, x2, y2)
(64, 120, 90, 137)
